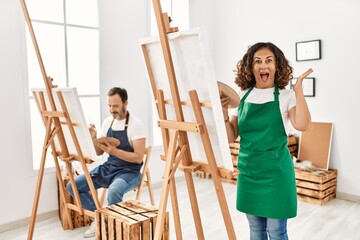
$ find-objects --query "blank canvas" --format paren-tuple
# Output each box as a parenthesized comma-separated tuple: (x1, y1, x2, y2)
(32, 88, 98, 162)
(140, 28, 234, 171)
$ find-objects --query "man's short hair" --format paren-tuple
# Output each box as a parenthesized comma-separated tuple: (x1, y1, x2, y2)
(108, 87, 128, 102)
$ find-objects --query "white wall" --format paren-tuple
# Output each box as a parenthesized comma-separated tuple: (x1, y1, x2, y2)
(0, 0, 59, 226)
(190, 0, 360, 199)
(98, 0, 168, 202)
(98, 0, 151, 124)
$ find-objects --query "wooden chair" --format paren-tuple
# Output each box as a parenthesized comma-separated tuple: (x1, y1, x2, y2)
(99, 146, 155, 206)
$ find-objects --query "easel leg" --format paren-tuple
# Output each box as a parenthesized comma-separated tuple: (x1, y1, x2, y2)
(52, 145, 73, 229)
(27, 150, 46, 240)
(210, 171, 236, 239)
(27, 119, 52, 240)
(189, 90, 237, 239)
(184, 172, 205, 240)
(154, 131, 180, 240)
(169, 178, 182, 239)
(65, 161, 84, 214)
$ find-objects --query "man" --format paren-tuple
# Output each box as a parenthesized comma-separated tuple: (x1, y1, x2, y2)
(66, 87, 146, 238)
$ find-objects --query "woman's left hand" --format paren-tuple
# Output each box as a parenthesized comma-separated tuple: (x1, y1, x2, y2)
(220, 91, 230, 119)
(292, 68, 313, 93)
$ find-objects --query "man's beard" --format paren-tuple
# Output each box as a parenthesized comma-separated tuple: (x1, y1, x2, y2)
(111, 107, 126, 120)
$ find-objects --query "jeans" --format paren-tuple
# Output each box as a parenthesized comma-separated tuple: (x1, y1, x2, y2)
(246, 214, 288, 240)
(66, 173, 141, 211)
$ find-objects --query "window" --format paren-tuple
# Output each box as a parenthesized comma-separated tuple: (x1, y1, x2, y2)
(25, 0, 100, 170)
(150, 0, 189, 146)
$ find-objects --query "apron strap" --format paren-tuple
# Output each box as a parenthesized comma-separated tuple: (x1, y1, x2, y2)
(274, 86, 279, 102)
(241, 86, 254, 102)
(124, 111, 130, 131)
(109, 119, 115, 129)
(241, 86, 279, 103)
(108, 111, 130, 132)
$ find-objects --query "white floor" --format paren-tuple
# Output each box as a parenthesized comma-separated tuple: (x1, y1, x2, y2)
(1, 175, 360, 240)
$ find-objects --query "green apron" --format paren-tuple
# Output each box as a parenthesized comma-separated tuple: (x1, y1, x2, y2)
(236, 86, 297, 219)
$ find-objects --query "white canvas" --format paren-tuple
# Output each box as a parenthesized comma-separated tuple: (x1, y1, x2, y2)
(140, 28, 234, 171)
(32, 87, 98, 162)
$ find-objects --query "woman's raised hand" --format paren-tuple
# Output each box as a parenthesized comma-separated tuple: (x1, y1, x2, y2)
(292, 68, 313, 93)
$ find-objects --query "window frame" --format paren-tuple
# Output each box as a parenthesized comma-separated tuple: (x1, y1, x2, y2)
(22, 0, 101, 173)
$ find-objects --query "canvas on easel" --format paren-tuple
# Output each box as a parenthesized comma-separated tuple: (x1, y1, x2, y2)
(140, 29, 234, 171)
(140, 1, 236, 239)
(20, 1, 102, 239)
(30, 86, 102, 223)
(32, 88, 98, 163)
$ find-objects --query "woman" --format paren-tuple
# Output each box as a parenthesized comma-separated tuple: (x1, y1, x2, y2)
(221, 42, 312, 239)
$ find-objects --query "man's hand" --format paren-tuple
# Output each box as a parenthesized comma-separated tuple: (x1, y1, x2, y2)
(98, 141, 116, 155)
(89, 123, 97, 139)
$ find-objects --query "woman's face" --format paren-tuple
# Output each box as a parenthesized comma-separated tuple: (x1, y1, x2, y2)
(252, 47, 276, 89)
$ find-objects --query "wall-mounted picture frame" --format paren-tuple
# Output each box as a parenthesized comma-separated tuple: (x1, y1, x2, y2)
(295, 40, 321, 62)
(291, 77, 315, 97)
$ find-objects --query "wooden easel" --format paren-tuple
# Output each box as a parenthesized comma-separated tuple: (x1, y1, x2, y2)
(141, 1, 237, 239)
(20, 1, 101, 239)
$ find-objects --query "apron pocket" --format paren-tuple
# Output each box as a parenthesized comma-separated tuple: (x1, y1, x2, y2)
(238, 149, 282, 179)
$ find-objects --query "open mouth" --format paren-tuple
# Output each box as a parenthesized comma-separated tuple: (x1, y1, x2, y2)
(260, 73, 269, 81)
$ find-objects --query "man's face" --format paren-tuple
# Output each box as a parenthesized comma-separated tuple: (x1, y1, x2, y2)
(107, 94, 128, 120)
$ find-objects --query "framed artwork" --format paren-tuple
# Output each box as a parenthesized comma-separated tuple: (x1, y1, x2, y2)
(291, 77, 315, 97)
(296, 40, 321, 61)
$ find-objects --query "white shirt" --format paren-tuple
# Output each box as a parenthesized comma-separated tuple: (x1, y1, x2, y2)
(229, 87, 296, 136)
(100, 114, 147, 147)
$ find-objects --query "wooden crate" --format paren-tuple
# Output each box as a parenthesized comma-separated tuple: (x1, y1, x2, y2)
(295, 168, 337, 206)
(95, 199, 169, 240)
(287, 135, 299, 157)
(58, 171, 92, 230)
(229, 138, 240, 168)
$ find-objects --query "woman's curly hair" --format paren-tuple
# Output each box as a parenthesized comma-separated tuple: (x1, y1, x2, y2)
(235, 42, 293, 90)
